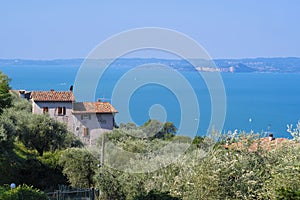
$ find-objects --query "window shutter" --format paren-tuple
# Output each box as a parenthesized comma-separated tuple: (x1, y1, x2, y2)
(83, 127, 89, 136)
(63, 107, 66, 115)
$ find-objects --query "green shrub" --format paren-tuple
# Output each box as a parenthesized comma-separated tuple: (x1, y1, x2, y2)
(0, 185, 8, 194)
(276, 188, 300, 200)
(134, 190, 181, 200)
(93, 131, 300, 199)
(0, 184, 48, 200)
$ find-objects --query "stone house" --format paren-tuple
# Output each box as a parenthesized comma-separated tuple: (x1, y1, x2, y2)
(30, 90, 118, 146)
(30, 90, 75, 130)
(72, 102, 118, 145)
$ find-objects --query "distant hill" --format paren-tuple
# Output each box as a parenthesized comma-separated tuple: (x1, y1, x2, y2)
(214, 57, 300, 72)
(1, 57, 300, 73)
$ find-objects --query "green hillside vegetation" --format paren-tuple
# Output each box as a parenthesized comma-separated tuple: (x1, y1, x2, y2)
(1, 70, 300, 199)
(88, 126, 300, 200)
(0, 71, 82, 191)
(0, 184, 48, 200)
(0, 93, 82, 189)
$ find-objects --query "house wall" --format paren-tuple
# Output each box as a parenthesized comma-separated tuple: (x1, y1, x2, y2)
(31, 101, 73, 130)
(72, 113, 114, 146)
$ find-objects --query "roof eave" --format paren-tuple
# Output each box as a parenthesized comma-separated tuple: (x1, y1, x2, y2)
(72, 111, 118, 114)
(32, 99, 75, 102)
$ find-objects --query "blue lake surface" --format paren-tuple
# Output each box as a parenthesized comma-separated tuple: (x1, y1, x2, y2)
(1, 62, 300, 138)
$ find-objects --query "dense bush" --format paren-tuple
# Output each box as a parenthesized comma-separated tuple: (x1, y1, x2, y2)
(0, 71, 12, 114)
(0, 184, 48, 200)
(92, 129, 300, 200)
(134, 190, 181, 200)
(59, 148, 97, 188)
(276, 188, 300, 200)
(0, 90, 79, 190)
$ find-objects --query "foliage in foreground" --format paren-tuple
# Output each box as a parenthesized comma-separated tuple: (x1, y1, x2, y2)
(91, 130, 300, 200)
(134, 190, 181, 200)
(0, 184, 48, 200)
(0, 141, 69, 191)
(0, 90, 81, 190)
(0, 71, 12, 114)
(59, 148, 97, 188)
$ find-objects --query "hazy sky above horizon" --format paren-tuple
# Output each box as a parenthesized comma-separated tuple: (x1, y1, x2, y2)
(1, 0, 299, 59)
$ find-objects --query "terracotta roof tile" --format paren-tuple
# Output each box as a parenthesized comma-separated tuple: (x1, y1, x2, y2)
(225, 137, 297, 152)
(72, 102, 118, 113)
(30, 91, 75, 102)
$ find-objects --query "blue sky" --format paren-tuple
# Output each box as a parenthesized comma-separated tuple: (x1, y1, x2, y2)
(0, 0, 299, 59)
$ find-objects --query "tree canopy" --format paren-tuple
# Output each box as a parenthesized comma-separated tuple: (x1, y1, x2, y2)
(0, 81, 81, 189)
(0, 71, 12, 113)
(59, 148, 96, 188)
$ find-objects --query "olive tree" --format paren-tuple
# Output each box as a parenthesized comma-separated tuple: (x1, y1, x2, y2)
(59, 148, 97, 188)
(0, 71, 12, 113)
(17, 113, 78, 156)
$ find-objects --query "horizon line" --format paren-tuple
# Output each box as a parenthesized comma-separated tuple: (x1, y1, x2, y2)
(1, 56, 300, 61)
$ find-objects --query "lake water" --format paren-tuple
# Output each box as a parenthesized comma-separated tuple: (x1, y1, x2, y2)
(1, 61, 300, 138)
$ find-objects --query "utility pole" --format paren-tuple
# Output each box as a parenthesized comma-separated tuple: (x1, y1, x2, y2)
(100, 132, 105, 166)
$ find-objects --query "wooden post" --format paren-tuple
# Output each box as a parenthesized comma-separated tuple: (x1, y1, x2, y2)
(100, 133, 105, 166)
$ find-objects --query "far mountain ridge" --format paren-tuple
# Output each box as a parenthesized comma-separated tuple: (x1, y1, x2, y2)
(1, 57, 300, 73)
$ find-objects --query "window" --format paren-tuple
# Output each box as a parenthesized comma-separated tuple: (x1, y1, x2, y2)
(83, 127, 89, 136)
(57, 107, 66, 115)
(57, 107, 62, 115)
(43, 107, 48, 113)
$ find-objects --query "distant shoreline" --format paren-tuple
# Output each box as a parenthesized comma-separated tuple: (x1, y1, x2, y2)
(1, 57, 300, 73)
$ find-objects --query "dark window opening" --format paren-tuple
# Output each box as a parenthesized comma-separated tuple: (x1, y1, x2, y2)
(57, 107, 67, 115)
(57, 107, 62, 115)
(43, 107, 48, 113)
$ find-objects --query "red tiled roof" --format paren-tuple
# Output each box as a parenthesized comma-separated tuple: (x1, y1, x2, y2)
(30, 91, 75, 102)
(72, 102, 118, 113)
(224, 137, 297, 152)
